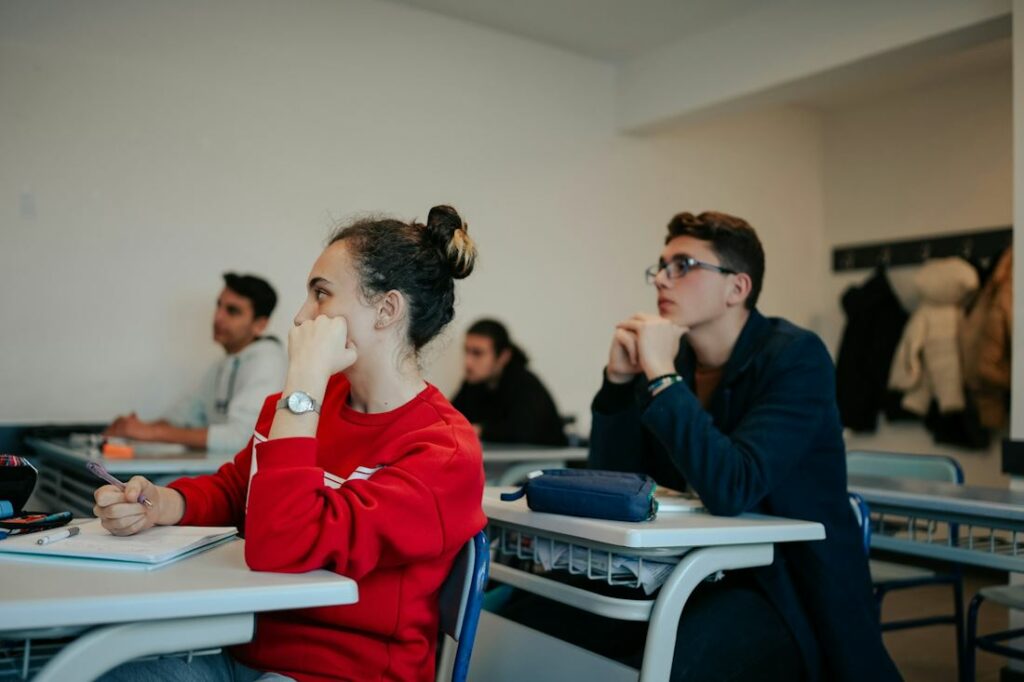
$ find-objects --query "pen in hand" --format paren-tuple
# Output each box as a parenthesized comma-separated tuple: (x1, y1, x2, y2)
(36, 526, 81, 545)
(86, 460, 154, 507)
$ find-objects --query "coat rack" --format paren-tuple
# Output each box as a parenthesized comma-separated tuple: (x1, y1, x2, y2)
(831, 226, 1012, 272)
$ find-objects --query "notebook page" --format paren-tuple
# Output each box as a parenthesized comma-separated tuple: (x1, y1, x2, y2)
(0, 519, 236, 564)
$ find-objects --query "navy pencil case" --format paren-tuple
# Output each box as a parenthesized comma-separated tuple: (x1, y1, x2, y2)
(500, 469, 658, 522)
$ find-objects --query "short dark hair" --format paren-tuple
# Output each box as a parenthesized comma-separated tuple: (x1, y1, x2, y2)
(222, 273, 278, 319)
(329, 205, 477, 351)
(467, 318, 528, 366)
(665, 211, 765, 310)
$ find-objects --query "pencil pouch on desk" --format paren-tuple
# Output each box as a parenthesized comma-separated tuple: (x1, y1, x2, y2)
(0, 455, 38, 514)
(0, 510, 73, 536)
(500, 469, 658, 522)
(0, 455, 73, 538)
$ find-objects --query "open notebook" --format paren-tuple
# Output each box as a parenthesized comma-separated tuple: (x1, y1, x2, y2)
(0, 519, 237, 569)
(655, 487, 706, 514)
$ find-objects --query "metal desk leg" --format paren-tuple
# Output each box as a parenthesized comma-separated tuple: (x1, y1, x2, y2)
(32, 613, 255, 682)
(638, 543, 774, 682)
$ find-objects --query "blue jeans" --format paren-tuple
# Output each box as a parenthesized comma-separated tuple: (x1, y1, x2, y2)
(98, 651, 295, 682)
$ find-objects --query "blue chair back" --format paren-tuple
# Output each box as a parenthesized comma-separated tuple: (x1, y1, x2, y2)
(848, 492, 871, 555)
(847, 450, 963, 484)
(436, 530, 490, 682)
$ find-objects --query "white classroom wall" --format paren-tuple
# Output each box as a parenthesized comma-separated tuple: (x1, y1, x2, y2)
(0, 0, 827, 434)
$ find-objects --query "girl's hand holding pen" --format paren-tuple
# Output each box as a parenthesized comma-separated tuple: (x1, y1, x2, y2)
(93, 475, 161, 536)
(92, 475, 185, 536)
(85, 460, 154, 507)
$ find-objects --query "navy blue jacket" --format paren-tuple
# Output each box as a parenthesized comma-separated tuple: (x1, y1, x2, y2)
(590, 310, 900, 681)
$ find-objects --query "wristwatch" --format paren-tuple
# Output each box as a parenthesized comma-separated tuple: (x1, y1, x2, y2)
(276, 391, 321, 415)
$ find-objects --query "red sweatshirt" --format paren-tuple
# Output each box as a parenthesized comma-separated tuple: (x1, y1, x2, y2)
(168, 376, 487, 682)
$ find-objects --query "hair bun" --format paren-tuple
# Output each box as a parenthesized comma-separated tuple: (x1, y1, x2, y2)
(426, 205, 476, 280)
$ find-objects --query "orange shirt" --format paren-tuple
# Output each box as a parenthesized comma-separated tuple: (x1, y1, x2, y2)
(694, 366, 724, 408)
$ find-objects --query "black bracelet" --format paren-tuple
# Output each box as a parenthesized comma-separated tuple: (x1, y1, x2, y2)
(648, 374, 684, 395)
(646, 373, 680, 388)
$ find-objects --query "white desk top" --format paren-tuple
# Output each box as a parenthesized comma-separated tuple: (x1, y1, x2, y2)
(481, 445, 589, 463)
(0, 539, 358, 631)
(26, 437, 232, 475)
(483, 487, 825, 549)
(32, 439, 589, 470)
(849, 474, 1024, 523)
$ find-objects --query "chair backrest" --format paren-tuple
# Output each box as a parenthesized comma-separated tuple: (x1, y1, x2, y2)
(848, 492, 871, 555)
(436, 530, 490, 682)
(848, 449, 964, 549)
(847, 450, 964, 484)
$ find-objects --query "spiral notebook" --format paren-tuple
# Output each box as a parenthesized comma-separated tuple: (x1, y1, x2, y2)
(0, 519, 237, 569)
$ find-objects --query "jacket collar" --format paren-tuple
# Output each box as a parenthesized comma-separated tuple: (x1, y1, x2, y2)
(675, 308, 769, 386)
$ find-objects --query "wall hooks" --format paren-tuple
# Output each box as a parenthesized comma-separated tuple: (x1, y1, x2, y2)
(832, 227, 1011, 272)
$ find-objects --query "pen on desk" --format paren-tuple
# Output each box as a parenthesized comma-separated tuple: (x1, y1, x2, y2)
(85, 460, 154, 507)
(36, 526, 81, 545)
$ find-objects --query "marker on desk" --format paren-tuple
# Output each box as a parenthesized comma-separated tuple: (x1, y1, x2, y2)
(85, 461, 154, 507)
(38, 511, 73, 523)
(36, 525, 80, 545)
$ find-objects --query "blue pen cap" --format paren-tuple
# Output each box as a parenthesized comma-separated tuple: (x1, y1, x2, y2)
(0, 500, 12, 519)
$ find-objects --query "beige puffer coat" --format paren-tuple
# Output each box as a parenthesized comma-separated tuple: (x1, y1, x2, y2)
(888, 257, 979, 415)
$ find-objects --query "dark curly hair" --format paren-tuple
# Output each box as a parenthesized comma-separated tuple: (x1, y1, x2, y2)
(222, 272, 277, 319)
(329, 205, 477, 351)
(666, 211, 765, 310)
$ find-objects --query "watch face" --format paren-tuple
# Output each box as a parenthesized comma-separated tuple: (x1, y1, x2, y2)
(288, 391, 313, 413)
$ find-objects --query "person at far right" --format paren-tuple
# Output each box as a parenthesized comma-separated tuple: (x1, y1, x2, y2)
(590, 211, 902, 682)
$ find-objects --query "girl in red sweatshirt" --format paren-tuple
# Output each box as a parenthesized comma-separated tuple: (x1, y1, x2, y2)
(94, 205, 487, 682)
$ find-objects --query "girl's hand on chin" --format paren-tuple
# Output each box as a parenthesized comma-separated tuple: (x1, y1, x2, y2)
(288, 315, 359, 382)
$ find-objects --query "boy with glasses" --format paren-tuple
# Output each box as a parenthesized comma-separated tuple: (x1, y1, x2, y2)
(586, 211, 900, 680)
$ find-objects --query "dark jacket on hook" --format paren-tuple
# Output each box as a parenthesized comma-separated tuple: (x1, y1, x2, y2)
(835, 268, 909, 432)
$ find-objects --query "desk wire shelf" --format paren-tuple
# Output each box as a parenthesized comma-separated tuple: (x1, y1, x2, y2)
(0, 634, 222, 681)
(0, 638, 69, 681)
(871, 510, 1024, 562)
(491, 523, 680, 591)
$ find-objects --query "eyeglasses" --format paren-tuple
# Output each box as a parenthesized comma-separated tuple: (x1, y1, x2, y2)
(645, 256, 737, 285)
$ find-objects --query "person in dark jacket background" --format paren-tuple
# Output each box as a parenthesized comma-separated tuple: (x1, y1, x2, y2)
(451, 319, 568, 446)
(585, 212, 899, 681)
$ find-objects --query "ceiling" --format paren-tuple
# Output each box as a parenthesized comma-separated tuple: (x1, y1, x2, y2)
(385, 0, 765, 62)
(794, 36, 1010, 111)
(384, 1, 1011, 123)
